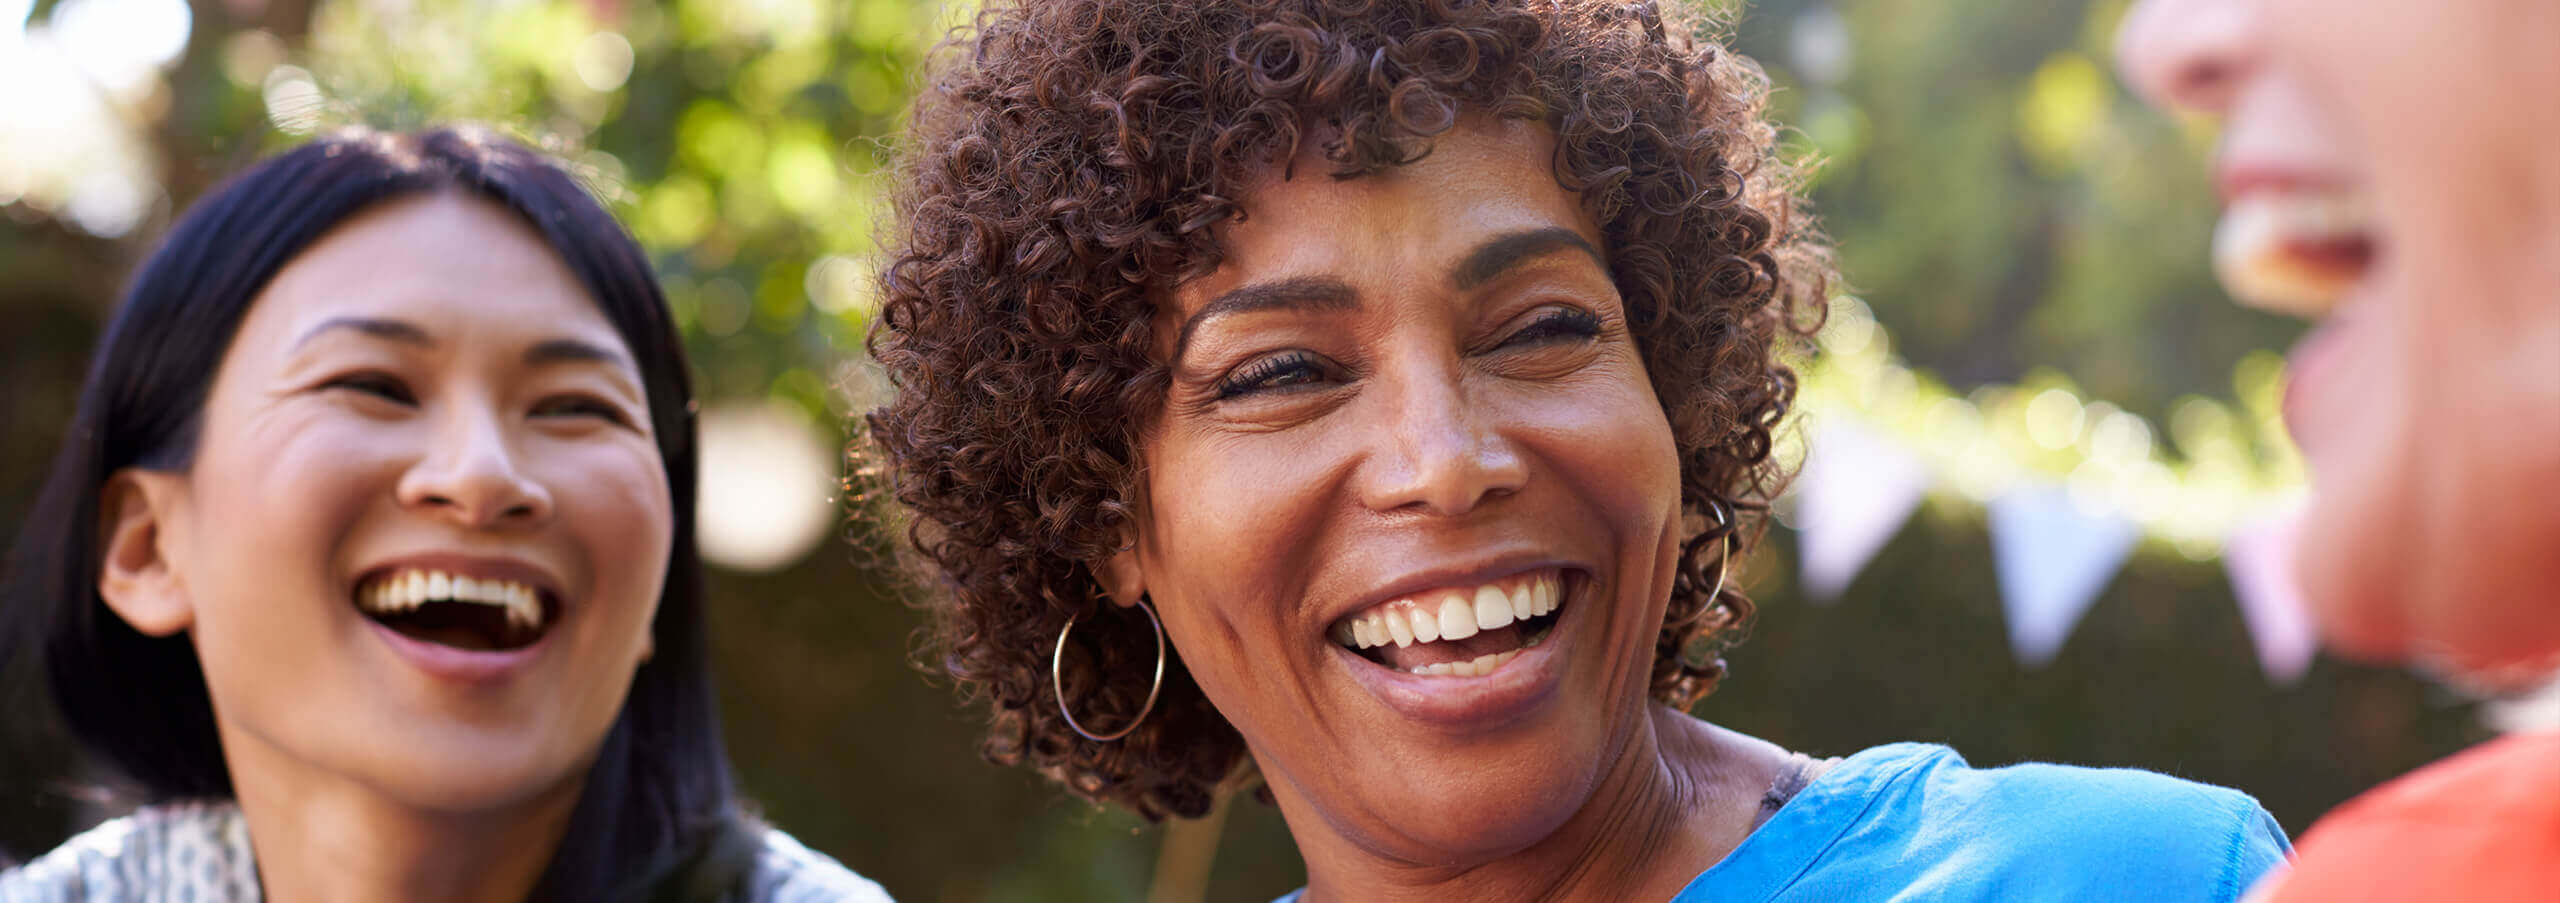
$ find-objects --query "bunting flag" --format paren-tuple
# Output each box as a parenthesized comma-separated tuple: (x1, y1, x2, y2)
(2223, 501, 2320, 685)
(1988, 485, 2139, 668)
(1796, 417, 1931, 602)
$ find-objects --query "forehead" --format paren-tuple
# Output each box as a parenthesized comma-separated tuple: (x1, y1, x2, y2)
(238, 191, 626, 354)
(1171, 118, 1602, 312)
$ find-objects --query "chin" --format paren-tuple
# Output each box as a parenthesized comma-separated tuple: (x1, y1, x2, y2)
(1369, 776, 1594, 863)
(2292, 485, 2417, 662)
(355, 734, 591, 815)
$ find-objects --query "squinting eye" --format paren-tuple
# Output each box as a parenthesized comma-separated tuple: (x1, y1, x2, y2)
(1502, 307, 1604, 347)
(1216, 350, 1331, 399)
(532, 395, 631, 425)
(324, 372, 416, 405)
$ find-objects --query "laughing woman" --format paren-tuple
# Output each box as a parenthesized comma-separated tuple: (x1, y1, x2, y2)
(0, 128, 883, 901)
(861, 2, 2289, 901)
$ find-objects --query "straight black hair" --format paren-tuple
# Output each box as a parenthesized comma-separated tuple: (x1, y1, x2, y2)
(0, 126, 743, 899)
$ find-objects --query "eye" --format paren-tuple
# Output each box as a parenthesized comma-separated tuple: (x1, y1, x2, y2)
(1501, 306, 1604, 347)
(531, 394, 632, 426)
(322, 371, 416, 405)
(1215, 350, 1333, 399)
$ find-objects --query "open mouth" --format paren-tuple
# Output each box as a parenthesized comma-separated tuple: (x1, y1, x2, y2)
(2213, 187, 2379, 317)
(1328, 569, 1571, 677)
(355, 568, 556, 653)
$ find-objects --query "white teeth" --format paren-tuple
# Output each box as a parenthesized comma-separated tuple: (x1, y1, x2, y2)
(1407, 647, 1525, 677)
(505, 584, 539, 630)
(1474, 585, 1514, 631)
(2213, 190, 2374, 317)
(1407, 607, 1440, 643)
(356, 568, 545, 631)
(1327, 570, 1569, 656)
(1437, 593, 1480, 641)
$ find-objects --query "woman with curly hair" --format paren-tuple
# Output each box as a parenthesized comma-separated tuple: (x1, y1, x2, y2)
(864, 2, 2286, 899)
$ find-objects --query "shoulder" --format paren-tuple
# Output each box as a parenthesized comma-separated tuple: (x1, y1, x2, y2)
(1, 800, 259, 902)
(738, 827, 893, 903)
(1783, 743, 2290, 901)
(2267, 733, 2560, 901)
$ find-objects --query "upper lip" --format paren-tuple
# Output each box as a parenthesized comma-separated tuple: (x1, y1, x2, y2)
(353, 552, 568, 607)
(1328, 552, 1584, 628)
(2215, 161, 2357, 205)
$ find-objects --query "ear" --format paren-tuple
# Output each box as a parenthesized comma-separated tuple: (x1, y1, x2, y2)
(96, 470, 195, 637)
(1096, 543, 1148, 610)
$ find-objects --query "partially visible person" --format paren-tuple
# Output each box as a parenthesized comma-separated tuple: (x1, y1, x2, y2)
(2119, 1, 2560, 899)
(0, 127, 886, 902)
(862, 2, 2287, 901)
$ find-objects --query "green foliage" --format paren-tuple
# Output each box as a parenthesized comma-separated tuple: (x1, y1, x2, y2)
(258, 0, 940, 421)
(1735, 0, 2302, 423)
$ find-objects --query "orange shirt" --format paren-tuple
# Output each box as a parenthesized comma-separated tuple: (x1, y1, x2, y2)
(2262, 731, 2560, 902)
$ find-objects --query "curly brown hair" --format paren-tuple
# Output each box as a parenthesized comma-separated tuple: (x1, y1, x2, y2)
(857, 0, 1827, 820)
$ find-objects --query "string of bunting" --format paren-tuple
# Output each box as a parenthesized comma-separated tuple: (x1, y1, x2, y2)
(1781, 298, 2318, 682)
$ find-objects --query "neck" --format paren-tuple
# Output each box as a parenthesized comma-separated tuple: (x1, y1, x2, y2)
(1291, 705, 1786, 903)
(219, 727, 584, 903)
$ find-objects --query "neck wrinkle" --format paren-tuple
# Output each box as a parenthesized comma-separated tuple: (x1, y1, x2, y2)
(219, 723, 586, 903)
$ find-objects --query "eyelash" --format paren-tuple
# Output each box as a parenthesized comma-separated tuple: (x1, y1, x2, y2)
(324, 371, 416, 405)
(1505, 307, 1604, 345)
(1211, 307, 1603, 400)
(532, 395, 631, 426)
(1216, 350, 1327, 399)
(323, 374, 629, 426)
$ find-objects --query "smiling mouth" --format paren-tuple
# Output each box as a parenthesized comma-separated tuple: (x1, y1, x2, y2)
(2213, 186, 2378, 317)
(1329, 569, 1570, 677)
(355, 568, 556, 652)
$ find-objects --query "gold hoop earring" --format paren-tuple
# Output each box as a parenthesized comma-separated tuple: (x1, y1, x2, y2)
(1052, 596, 1166, 742)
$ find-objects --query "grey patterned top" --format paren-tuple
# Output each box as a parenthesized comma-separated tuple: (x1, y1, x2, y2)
(0, 800, 891, 902)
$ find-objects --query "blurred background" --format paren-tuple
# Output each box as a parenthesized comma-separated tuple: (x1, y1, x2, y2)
(0, 0, 2506, 899)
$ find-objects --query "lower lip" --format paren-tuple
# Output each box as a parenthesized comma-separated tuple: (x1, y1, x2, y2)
(366, 618, 551, 684)
(1332, 595, 1576, 730)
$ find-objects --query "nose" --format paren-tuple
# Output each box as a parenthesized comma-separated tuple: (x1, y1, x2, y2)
(2116, 0, 2265, 116)
(1356, 362, 1528, 518)
(397, 406, 554, 529)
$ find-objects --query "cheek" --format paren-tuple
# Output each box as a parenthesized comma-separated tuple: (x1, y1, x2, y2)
(541, 439, 675, 625)
(187, 413, 403, 603)
(1519, 370, 1681, 534)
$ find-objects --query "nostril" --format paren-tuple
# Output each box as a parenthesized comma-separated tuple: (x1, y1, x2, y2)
(2177, 60, 2232, 104)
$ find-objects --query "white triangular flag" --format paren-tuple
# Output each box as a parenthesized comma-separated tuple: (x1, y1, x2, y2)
(1988, 484, 2139, 668)
(2225, 501, 2319, 685)
(1796, 417, 1930, 602)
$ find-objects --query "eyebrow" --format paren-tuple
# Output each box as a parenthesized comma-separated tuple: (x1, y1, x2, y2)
(523, 338, 632, 370)
(292, 316, 432, 351)
(1173, 276, 1359, 362)
(1169, 226, 1605, 364)
(1453, 227, 1606, 291)
(290, 316, 632, 370)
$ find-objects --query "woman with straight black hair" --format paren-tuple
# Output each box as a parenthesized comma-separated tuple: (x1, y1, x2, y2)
(0, 126, 884, 902)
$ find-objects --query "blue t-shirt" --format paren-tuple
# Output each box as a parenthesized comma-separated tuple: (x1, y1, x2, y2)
(1276, 743, 2290, 902)
(1677, 742, 2289, 901)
